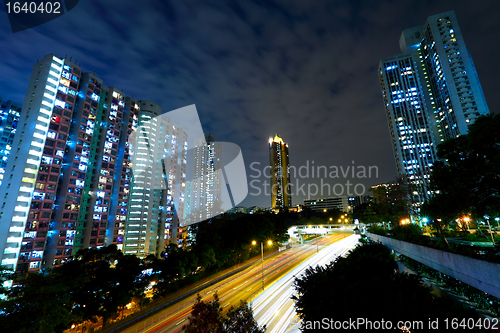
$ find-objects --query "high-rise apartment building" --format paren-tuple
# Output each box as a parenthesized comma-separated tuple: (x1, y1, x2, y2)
(0, 98, 22, 186)
(188, 133, 223, 223)
(269, 134, 291, 210)
(379, 10, 489, 211)
(0, 54, 188, 273)
(124, 102, 188, 258)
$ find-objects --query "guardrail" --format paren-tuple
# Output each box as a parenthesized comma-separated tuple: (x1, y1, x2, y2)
(368, 233, 500, 299)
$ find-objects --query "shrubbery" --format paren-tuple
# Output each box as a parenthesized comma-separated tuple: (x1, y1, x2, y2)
(293, 242, 481, 332)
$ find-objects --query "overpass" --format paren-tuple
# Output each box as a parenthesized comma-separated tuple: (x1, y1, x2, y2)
(288, 224, 359, 243)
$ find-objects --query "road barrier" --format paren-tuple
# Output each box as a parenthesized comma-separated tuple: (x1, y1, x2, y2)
(368, 233, 500, 299)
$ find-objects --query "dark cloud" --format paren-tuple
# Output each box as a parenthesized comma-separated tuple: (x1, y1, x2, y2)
(0, 0, 498, 207)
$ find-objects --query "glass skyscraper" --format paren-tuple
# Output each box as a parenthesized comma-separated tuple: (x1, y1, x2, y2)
(379, 10, 490, 213)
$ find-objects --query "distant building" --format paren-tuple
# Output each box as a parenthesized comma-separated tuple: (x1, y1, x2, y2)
(124, 101, 188, 258)
(371, 183, 406, 207)
(228, 206, 249, 214)
(189, 133, 223, 222)
(287, 205, 303, 213)
(269, 134, 291, 209)
(0, 98, 22, 186)
(379, 10, 490, 211)
(303, 197, 348, 212)
(248, 206, 269, 214)
(347, 195, 373, 208)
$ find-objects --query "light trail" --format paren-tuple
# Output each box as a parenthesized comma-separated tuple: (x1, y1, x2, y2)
(122, 233, 356, 333)
(252, 234, 360, 333)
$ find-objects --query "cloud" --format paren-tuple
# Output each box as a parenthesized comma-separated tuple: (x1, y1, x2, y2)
(0, 0, 498, 208)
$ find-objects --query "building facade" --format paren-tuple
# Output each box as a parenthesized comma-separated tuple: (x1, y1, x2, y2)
(124, 102, 188, 258)
(0, 54, 185, 273)
(379, 10, 489, 212)
(269, 134, 291, 210)
(304, 197, 348, 212)
(188, 133, 223, 223)
(0, 98, 22, 187)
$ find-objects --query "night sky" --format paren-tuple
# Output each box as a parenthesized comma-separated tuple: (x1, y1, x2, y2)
(0, 0, 499, 208)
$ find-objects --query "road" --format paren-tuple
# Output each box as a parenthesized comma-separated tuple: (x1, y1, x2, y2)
(123, 233, 359, 333)
(252, 234, 360, 333)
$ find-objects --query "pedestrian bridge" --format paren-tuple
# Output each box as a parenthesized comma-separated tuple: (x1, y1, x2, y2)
(288, 224, 358, 240)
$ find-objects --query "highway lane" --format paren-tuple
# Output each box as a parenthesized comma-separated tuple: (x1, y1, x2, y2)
(252, 234, 360, 333)
(123, 233, 356, 333)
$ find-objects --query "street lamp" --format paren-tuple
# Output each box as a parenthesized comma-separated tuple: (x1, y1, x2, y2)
(495, 217, 500, 231)
(484, 216, 495, 246)
(463, 216, 471, 231)
(252, 240, 272, 290)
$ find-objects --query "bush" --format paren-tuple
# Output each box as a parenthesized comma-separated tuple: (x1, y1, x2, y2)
(391, 223, 423, 242)
(367, 225, 388, 236)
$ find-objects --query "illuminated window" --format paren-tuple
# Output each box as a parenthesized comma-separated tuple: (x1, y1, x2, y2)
(30, 261, 40, 269)
(61, 71, 71, 80)
(60, 78, 70, 87)
(31, 250, 43, 259)
(57, 86, 68, 94)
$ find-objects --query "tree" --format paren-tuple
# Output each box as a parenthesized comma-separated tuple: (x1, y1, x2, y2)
(353, 203, 379, 224)
(423, 114, 500, 231)
(0, 271, 76, 333)
(0, 265, 16, 296)
(223, 300, 266, 333)
(183, 293, 265, 333)
(53, 244, 148, 328)
(293, 242, 479, 332)
(183, 293, 223, 333)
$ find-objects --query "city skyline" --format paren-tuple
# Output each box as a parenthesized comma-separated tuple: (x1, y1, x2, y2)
(0, 1, 499, 209)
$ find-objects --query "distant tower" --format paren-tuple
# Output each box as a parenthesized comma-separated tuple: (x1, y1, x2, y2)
(269, 134, 291, 210)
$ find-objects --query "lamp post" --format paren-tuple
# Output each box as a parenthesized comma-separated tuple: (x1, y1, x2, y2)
(484, 215, 495, 246)
(253, 240, 272, 290)
(316, 227, 321, 253)
(464, 216, 471, 232)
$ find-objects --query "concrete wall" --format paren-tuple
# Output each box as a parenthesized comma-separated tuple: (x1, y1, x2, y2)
(368, 233, 500, 299)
